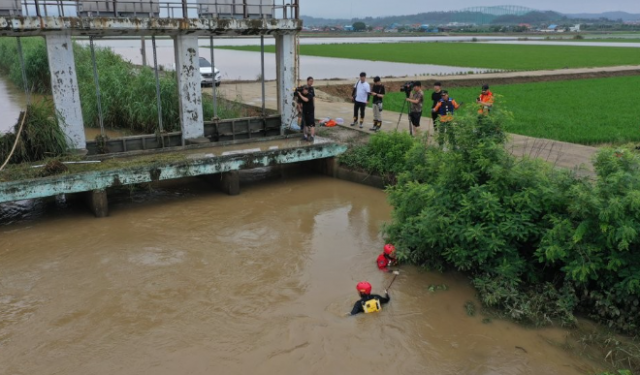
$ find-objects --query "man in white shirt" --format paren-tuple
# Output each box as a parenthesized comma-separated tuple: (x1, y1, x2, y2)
(351, 72, 371, 129)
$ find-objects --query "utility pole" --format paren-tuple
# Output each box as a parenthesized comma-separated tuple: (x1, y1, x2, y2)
(141, 36, 147, 66)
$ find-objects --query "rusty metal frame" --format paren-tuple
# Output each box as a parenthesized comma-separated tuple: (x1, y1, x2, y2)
(17, 0, 299, 19)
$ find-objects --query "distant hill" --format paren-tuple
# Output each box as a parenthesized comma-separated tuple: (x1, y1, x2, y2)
(302, 11, 565, 27)
(491, 11, 564, 24)
(301, 10, 639, 28)
(300, 15, 350, 27)
(566, 12, 640, 21)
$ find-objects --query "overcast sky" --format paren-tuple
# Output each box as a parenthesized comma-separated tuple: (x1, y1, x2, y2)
(301, 0, 640, 19)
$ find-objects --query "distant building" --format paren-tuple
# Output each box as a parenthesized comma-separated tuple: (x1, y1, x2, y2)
(569, 24, 581, 32)
(343, 25, 354, 31)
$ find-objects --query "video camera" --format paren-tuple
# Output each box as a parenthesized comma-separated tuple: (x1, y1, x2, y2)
(400, 81, 416, 98)
(293, 86, 306, 98)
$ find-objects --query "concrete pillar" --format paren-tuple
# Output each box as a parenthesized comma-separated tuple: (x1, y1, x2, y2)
(83, 189, 109, 218)
(45, 34, 86, 152)
(311, 157, 338, 178)
(220, 171, 240, 196)
(173, 35, 205, 143)
(275, 34, 296, 133)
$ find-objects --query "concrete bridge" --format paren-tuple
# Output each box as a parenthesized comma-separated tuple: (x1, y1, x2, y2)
(0, 135, 346, 217)
(0, 1, 352, 217)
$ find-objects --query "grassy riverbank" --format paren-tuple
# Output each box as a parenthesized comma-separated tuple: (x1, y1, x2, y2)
(220, 43, 640, 71)
(340, 107, 640, 372)
(381, 75, 640, 145)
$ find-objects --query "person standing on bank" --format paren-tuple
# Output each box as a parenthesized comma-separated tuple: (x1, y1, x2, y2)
(431, 82, 443, 131)
(296, 77, 315, 133)
(351, 72, 371, 129)
(297, 85, 316, 142)
(405, 81, 424, 136)
(369, 76, 385, 132)
(476, 84, 493, 115)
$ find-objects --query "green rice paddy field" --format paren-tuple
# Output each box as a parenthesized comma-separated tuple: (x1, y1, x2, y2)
(382, 75, 640, 145)
(222, 43, 640, 71)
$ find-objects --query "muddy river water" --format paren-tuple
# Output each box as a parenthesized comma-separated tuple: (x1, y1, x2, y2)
(0, 175, 602, 374)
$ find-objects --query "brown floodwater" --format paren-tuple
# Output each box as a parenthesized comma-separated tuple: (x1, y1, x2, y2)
(0, 175, 602, 375)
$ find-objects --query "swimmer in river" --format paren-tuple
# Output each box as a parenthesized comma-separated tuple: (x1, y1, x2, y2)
(376, 243, 398, 273)
(347, 281, 391, 316)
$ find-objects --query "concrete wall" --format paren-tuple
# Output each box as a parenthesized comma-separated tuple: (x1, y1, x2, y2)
(45, 33, 86, 152)
(275, 34, 296, 134)
(174, 35, 205, 143)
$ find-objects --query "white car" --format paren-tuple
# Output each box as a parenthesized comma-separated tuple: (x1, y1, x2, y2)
(199, 57, 221, 87)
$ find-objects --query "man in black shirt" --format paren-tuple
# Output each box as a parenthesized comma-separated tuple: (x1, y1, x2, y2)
(431, 82, 442, 131)
(296, 85, 316, 142)
(369, 76, 386, 132)
(296, 77, 315, 135)
(348, 281, 391, 316)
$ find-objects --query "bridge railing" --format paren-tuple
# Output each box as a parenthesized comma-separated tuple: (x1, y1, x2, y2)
(18, 0, 299, 19)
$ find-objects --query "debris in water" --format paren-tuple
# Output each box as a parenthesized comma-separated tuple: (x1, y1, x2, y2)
(464, 301, 476, 316)
(427, 284, 449, 293)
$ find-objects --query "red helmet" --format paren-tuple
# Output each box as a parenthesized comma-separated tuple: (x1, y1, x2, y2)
(356, 281, 372, 295)
(384, 244, 396, 255)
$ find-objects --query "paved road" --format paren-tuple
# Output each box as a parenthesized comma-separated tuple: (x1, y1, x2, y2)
(208, 66, 635, 175)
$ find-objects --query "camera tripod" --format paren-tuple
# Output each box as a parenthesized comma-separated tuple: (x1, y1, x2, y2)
(395, 96, 414, 136)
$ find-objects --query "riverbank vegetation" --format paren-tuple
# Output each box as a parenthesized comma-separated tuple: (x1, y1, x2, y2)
(0, 100, 68, 165)
(221, 43, 640, 71)
(381, 75, 640, 145)
(340, 104, 640, 372)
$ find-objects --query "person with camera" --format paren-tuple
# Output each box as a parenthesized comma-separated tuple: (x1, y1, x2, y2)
(476, 84, 493, 115)
(369, 76, 385, 132)
(296, 77, 315, 135)
(296, 85, 316, 142)
(405, 81, 424, 136)
(351, 72, 370, 129)
(431, 82, 443, 131)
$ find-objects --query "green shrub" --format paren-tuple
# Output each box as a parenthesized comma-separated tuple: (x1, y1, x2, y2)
(380, 104, 640, 333)
(338, 131, 413, 181)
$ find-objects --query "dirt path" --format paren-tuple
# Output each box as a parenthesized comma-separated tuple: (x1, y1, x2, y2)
(209, 66, 639, 175)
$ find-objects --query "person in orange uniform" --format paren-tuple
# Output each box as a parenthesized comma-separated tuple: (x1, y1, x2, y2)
(377, 244, 398, 273)
(432, 91, 460, 146)
(476, 84, 494, 115)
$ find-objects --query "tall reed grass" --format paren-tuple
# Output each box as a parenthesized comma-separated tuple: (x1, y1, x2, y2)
(0, 99, 68, 164)
(0, 37, 242, 135)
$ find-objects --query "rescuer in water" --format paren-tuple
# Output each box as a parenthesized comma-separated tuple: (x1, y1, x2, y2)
(377, 243, 398, 273)
(348, 281, 391, 316)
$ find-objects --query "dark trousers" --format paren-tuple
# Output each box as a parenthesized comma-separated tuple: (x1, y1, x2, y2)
(353, 101, 366, 120)
(431, 111, 439, 129)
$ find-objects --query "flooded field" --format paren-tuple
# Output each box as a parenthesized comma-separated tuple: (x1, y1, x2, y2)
(76, 38, 489, 81)
(0, 175, 603, 375)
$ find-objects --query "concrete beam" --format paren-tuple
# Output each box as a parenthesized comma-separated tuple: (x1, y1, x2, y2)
(275, 34, 296, 134)
(0, 141, 348, 204)
(0, 17, 301, 37)
(45, 33, 86, 152)
(174, 35, 204, 142)
(83, 189, 109, 218)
